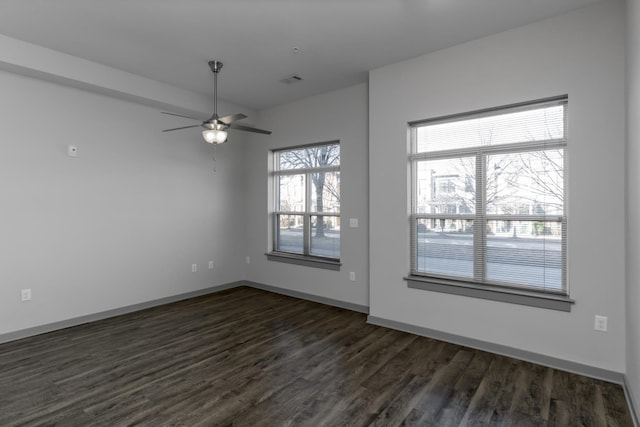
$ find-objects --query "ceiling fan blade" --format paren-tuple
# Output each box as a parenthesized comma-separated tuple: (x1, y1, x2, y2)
(229, 123, 272, 135)
(162, 124, 202, 132)
(218, 113, 247, 125)
(161, 111, 204, 121)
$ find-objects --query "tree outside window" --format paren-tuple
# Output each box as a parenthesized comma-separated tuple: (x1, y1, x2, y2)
(273, 142, 340, 260)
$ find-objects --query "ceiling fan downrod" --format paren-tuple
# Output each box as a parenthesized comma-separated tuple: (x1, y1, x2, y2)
(208, 61, 223, 120)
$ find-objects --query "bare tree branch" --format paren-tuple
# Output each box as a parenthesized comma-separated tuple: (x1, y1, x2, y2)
(278, 144, 340, 237)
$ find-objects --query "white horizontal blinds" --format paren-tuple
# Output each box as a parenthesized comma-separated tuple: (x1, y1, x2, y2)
(484, 148, 564, 292)
(273, 142, 341, 260)
(410, 97, 567, 294)
(275, 213, 305, 254)
(412, 156, 476, 280)
(415, 99, 566, 154)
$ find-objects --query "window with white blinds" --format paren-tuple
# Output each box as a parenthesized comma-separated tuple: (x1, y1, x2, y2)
(409, 97, 567, 295)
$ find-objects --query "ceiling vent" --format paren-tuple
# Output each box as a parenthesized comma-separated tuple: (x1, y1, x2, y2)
(280, 74, 304, 84)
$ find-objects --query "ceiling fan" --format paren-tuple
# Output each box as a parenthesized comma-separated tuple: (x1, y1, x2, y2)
(162, 60, 271, 144)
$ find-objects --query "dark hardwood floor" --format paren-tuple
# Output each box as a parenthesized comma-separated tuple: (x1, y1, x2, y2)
(0, 286, 633, 426)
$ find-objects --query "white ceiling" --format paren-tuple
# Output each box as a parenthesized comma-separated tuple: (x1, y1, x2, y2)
(0, 0, 602, 110)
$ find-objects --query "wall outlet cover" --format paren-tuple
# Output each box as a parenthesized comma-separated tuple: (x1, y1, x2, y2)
(594, 315, 608, 332)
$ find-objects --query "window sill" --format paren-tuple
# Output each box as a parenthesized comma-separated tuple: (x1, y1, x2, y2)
(405, 275, 574, 312)
(266, 252, 341, 271)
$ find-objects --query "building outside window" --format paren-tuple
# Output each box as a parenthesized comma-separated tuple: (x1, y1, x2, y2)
(272, 142, 341, 261)
(409, 97, 567, 294)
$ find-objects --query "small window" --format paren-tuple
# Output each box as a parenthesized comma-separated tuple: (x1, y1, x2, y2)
(271, 142, 341, 264)
(409, 97, 568, 298)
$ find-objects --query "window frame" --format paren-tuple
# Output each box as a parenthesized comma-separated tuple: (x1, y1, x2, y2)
(407, 96, 573, 311)
(269, 141, 341, 270)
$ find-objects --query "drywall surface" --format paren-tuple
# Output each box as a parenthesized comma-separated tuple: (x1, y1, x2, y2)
(0, 69, 249, 335)
(369, 0, 626, 372)
(245, 83, 369, 307)
(0, 34, 212, 117)
(627, 0, 640, 415)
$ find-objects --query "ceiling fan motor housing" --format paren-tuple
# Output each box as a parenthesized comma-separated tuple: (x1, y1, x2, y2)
(204, 120, 227, 130)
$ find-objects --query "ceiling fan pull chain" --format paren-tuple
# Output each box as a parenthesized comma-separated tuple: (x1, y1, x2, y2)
(212, 143, 217, 172)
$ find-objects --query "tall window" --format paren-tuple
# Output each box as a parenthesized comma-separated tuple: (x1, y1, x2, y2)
(273, 142, 340, 261)
(410, 97, 567, 294)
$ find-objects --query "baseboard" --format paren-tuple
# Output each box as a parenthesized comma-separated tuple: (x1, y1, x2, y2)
(1, 281, 369, 346)
(624, 375, 640, 427)
(244, 281, 369, 314)
(0, 281, 242, 345)
(367, 315, 625, 385)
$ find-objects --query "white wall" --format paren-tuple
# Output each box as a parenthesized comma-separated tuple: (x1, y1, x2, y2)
(627, 0, 640, 414)
(245, 83, 369, 308)
(0, 69, 249, 336)
(369, 0, 626, 372)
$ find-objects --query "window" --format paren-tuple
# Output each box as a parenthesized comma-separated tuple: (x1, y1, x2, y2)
(409, 97, 569, 305)
(271, 142, 340, 267)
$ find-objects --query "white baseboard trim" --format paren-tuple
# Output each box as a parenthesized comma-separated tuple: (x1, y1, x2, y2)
(244, 281, 369, 314)
(367, 315, 625, 385)
(0, 281, 242, 345)
(624, 375, 640, 427)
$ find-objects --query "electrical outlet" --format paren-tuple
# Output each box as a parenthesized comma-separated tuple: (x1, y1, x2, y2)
(349, 272, 356, 281)
(208, 260, 214, 269)
(21, 288, 32, 302)
(349, 218, 359, 228)
(594, 315, 608, 332)
(191, 264, 197, 273)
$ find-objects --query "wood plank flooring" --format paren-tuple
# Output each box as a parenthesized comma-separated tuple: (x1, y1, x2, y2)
(0, 286, 633, 426)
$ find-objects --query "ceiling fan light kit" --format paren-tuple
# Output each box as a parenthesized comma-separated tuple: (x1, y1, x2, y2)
(161, 60, 271, 144)
(202, 128, 227, 144)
